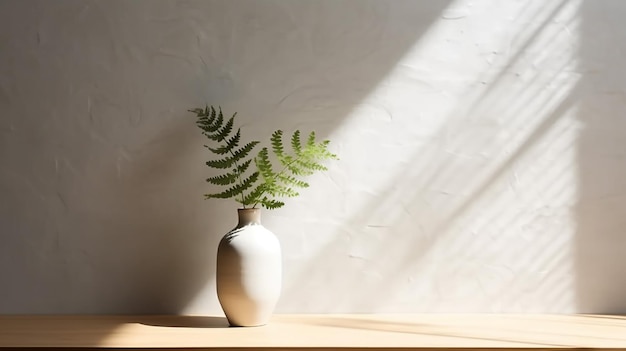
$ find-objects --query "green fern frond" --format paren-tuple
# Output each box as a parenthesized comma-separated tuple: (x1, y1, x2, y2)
(192, 105, 337, 210)
(260, 181, 290, 198)
(306, 131, 316, 148)
(271, 130, 283, 152)
(205, 114, 233, 141)
(259, 197, 285, 209)
(271, 130, 285, 160)
(232, 141, 259, 162)
(208, 107, 219, 130)
(235, 159, 252, 175)
(205, 172, 259, 199)
(192, 105, 263, 207)
(256, 147, 275, 181)
(295, 158, 328, 172)
(205, 107, 223, 135)
(192, 106, 218, 133)
(200, 106, 221, 133)
(205, 158, 235, 169)
(291, 130, 302, 156)
(285, 162, 315, 176)
(240, 184, 266, 206)
(209, 129, 241, 155)
(216, 113, 235, 141)
(277, 173, 309, 188)
(205, 141, 259, 169)
(270, 184, 300, 197)
(249, 130, 337, 209)
(206, 172, 238, 186)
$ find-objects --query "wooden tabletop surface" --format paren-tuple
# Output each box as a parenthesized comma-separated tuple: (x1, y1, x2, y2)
(1, 314, 626, 349)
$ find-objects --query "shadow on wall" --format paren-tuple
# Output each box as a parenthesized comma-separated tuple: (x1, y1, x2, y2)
(575, 1, 626, 314)
(0, 0, 450, 315)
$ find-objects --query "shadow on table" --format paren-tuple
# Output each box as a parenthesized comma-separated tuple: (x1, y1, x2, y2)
(302, 316, 570, 347)
(136, 316, 230, 328)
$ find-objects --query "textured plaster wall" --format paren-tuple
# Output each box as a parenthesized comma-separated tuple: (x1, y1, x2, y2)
(1, 0, 625, 314)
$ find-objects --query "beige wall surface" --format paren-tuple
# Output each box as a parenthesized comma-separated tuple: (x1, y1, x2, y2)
(1, 0, 625, 314)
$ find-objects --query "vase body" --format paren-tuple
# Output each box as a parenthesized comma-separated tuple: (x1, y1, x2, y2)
(216, 208, 281, 327)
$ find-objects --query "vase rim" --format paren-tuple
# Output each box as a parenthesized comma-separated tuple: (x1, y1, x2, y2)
(236, 207, 262, 227)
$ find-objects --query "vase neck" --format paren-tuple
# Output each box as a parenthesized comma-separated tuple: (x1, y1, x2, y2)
(237, 208, 262, 227)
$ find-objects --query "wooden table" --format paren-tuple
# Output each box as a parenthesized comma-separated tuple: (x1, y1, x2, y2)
(1, 314, 626, 349)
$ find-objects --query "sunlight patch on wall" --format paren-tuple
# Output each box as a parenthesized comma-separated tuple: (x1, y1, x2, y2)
(280, 0, 584, 312)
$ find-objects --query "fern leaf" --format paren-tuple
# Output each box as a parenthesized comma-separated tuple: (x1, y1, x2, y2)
(193, 106, 220, 133)
(204, 131, 221, 142)
(232, 141, 259, 162)
(241, 184, 266, 206)
(295, 158, 328, 172)
(205, 115, 232, 141)
(272, 185, 299, 197)
(284, 161, 314, 176)
(235, 159, 252, 175)
(260, 178, 298, 198)
(206, 173, 238, 186)
(205, 141, 259, 169)
(209, 106, 219, 126)
(277, 173, 309, 188)
(194, 106, 337, 209)
(207, 107, 223, 134)
(216, 114, 235, 141)
(252, 129, 336, 207)
(319, 142, 339, 160)
(193, 105, 267, 206)
(201, 106, 220, 133)
(209, 128, 241, 155)
(239, 171, 259, 190)
(259, 197, 285, 209)
(204, 187, 238, 199)
(256, 147, 275, 181)
(205, 158, 235, 169)
(306, 131, 316, 148)
(205, 172, 259, 199)
(291, 130, 302, 156)
(271, 130, 285, 160)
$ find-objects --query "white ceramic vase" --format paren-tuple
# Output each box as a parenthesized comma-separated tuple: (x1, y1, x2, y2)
(216, 208, 282, 327)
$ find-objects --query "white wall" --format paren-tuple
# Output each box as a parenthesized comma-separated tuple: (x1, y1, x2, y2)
(1, 0, 625, 314)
